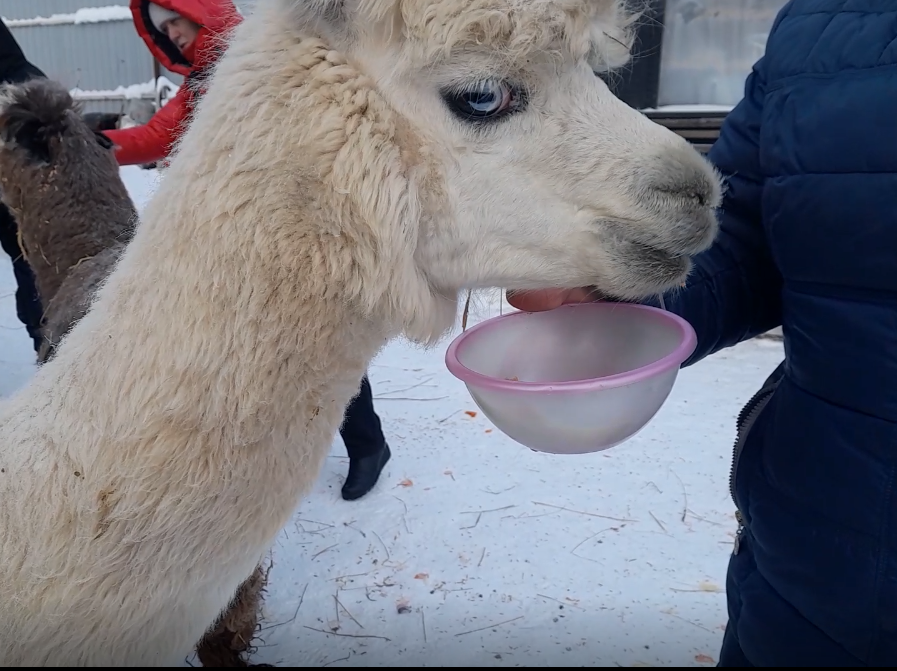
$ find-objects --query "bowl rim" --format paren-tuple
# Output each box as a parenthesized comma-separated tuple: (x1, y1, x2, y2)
(444, 302, 697, 393)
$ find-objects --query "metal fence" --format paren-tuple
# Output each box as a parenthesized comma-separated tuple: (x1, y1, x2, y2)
(2, 1, 255, 115)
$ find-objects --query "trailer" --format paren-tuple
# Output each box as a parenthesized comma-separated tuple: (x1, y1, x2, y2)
(609, 0, 789, 152)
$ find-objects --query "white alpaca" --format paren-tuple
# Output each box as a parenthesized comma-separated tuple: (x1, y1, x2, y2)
(0, 0, 720, 665)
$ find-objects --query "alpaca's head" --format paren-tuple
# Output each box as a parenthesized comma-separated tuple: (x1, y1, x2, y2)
(284, 0, 721, 325)
(0, 79, 119, 212)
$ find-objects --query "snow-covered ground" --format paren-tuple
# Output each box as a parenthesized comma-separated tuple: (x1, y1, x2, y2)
(0, 166, 784, 667)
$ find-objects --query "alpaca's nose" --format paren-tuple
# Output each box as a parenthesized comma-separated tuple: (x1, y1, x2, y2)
(650, 172, 720, 211)
(658, 182, 711, 207)
(640, 144, 722, 213)
(619, 144, 723, 256)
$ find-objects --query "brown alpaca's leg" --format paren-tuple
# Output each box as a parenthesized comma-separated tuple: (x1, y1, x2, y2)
(195, 563, 272, 667)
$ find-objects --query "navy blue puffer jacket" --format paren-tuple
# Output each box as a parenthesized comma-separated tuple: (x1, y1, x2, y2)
(657, 0, 897, 665)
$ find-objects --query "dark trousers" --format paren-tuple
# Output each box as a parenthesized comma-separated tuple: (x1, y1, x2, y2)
(340, 375, 386, 459)
(0, 202, 42, 352)
(719, 622, 753, 667)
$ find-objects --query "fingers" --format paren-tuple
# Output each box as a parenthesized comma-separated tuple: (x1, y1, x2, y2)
(505, 288, 596, 312)
(505, 289, 565, 311)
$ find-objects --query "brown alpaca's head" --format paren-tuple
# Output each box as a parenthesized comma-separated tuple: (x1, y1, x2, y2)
(0, 78, 120, 213)
(0, 78, 137, 363)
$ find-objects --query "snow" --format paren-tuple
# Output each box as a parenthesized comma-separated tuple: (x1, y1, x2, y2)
(69, 76, 180, 103)
(2, 6, 132, 28)
(70, 80, 157, 102)
(0, 166, 785, 667)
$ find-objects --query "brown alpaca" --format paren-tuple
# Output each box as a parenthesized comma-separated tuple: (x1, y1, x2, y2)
(195, 563, 272, 667)
(0, 78, 135, 362)
(0, 77, 269, 667)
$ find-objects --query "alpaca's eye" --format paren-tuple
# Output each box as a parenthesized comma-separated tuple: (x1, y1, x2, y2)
(442, 80, 522, 122)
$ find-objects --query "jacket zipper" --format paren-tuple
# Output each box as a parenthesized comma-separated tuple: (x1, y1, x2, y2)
(728, 368, 783, 555)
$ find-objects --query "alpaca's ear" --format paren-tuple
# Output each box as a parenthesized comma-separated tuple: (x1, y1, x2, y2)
(287, 1, 404, 47)
(587, 31, 634, 73)
(0, 96, 52, 164)
(288, 0, 349, 33)
(303, 0, 347, 23)
(0, 83, 22, 144)
(0, 80, 71, 164)
(587, 4, 641, 73)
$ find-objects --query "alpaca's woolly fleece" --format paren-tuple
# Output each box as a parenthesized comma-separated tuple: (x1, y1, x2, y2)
(294, 0, 641, 71)
(0, 76, 269, 665)
(0, 8, 420, 665)
(0, 0, 719, 664)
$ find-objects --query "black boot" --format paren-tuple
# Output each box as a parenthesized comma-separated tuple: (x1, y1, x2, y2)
(341, 443, 391, 501)
(340, 375, 391, 501)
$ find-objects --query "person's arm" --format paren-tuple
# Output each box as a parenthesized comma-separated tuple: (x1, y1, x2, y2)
(102, 86, 189, 166)
(651, 53, 782, 367)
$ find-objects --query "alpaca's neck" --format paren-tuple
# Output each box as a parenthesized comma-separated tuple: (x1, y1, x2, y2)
(10, 159, 136, 306)
(44, 8, 395, 449)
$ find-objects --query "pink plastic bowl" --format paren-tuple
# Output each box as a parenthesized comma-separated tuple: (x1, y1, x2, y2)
(445, 302, 697, 455)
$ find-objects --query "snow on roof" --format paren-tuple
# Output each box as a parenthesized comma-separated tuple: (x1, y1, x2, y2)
(2, 6, 132, 28)
(69, 77, 179, 102)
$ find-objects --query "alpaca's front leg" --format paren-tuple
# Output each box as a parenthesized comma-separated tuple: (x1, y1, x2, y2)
(195, 563, 270, 667)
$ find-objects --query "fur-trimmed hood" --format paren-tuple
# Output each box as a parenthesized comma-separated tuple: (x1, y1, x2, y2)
(129, 0, 243, 76)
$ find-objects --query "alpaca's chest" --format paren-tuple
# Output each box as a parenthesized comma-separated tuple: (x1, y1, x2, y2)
(170, 400, 349, 550)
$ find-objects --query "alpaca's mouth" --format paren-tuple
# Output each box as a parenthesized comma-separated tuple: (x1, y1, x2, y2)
(632, 241, 690, 277)
(598, 211, 717, 260)
(600, 228, 689, 267)
(602, 236, 693, 300)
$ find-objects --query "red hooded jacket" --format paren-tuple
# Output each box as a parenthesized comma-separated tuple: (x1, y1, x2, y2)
(102, 0, 243, 166)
